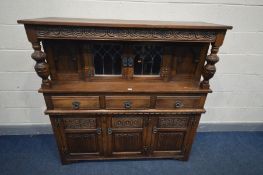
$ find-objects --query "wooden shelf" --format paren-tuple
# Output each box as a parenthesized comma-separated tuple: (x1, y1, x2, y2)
(45, 109, 206, 115)
(39, 81, 212, 94)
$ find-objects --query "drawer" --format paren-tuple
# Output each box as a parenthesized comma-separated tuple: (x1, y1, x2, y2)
(51, 96, 100, 110)
(155, 96, 201, 109)
(105, 96, 150, 109)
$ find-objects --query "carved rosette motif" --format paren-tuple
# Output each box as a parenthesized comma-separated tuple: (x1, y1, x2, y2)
(112, 117, 143, 128)
(200, 44, 220, 89)
(31, 42, 51, 88)
(36, 26, 216, 42)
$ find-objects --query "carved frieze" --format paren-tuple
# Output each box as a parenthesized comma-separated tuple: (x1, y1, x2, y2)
(36, 26, 216, 42)
(158, 117, 188, 128)
(112, 117, 143, 128)
(63, 118, 96, 129)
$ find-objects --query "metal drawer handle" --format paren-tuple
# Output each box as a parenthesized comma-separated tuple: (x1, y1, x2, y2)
(175, 101, 183, 108)
(123, 101, 132, 109)
(72, 101, 80, 110)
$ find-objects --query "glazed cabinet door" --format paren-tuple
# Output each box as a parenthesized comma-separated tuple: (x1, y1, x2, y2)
(149, 115, 192, 157)
(55, 116, 104, 159)
(106, 115, 149, 157)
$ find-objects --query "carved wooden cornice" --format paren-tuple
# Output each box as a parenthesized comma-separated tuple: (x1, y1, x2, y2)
(36, 26, 216, 42)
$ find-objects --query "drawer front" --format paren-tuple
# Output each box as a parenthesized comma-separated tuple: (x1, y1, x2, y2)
(155, 96, 201, 109)
(105, 96, 150, 109)
(52, 96, 100, 110)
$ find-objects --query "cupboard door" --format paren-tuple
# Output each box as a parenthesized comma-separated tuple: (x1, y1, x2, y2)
(58, 116, 104, 158)
(150, 115, 190, 157)
(107, 115, 148, 157)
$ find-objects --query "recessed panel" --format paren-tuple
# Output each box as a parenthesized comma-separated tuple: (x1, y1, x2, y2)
(113, 133, 142, 152)
(155, 132, 185, 151)
(66, 133, 99, 153)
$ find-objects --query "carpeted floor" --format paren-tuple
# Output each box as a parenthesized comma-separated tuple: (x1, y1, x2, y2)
(0, 132, 262, 175)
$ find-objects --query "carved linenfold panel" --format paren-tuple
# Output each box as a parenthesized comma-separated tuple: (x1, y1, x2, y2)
(113, 133, 142, 152)
(63, 118, 96, 129)
(66, 133, 98, 153)
(158, 117, 189, 128)
(112, 117, 143, 128)
(36, 26, 216, 42)
(156, 132, 185, 151)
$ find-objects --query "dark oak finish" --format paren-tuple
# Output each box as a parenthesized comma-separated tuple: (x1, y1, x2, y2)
(18, 18, 231, 164)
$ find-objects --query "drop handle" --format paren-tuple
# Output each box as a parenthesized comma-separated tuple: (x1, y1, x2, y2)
(175, 101, 183, 108)
(123, 101, 132, 109)
(72, 101, 80, 110)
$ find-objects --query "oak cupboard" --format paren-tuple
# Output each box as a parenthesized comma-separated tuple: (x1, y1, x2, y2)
(17, 17, 232, 164)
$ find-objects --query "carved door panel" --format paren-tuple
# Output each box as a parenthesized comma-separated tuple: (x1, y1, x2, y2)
(149, 115, 190, 157)
(107, 115, 149, 157)
(57, 116, 104, 158)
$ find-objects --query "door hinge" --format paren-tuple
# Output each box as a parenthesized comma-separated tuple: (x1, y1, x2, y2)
(107, 128, 112, 135)
(55, 118, 61, 128)
(143, 146, 152, 154)
(153, 126, 158, 134)
(143, 146, 148, 153)
(62, 146, 68, 155)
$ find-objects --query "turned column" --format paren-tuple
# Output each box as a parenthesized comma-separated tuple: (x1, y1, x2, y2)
(31, 42, 51, 88)
(200, 31, 226, 89)
(200, 43, 219, 88)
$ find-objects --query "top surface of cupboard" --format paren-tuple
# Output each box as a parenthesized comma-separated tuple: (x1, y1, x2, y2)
(18, 17, 232, 29)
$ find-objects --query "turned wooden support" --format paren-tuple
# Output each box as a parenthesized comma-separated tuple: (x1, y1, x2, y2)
(31, 42, 51, 88)
(200, 43, 220, 89)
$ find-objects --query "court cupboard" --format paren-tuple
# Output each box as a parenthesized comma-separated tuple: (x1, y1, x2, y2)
(17, 17, 232, 164)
